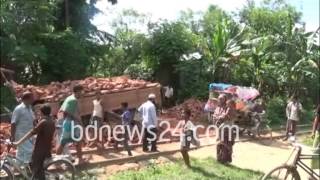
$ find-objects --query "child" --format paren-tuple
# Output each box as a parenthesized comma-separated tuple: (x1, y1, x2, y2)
(13, 104, 55, 180)
(216, 100, 236, 164)
(180, 108, 200, 167)
(114, 102, 133, 156)
(121, 102, 133, 156)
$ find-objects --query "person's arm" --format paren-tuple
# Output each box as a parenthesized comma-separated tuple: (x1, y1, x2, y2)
(13, 120, 44, 146)
(286, 103, 291, 119)
(61, 99, 79, 121)
(62, 111, 78, 121)
(10, 107, 20, 142)
(137, 105, 142, 114)
(100, 101, 105, 120)
(151, 106, 157, 127)
(13, 129, 33, 146)
(10, 123, 16, 142)
(299, 103, 302, 110)
(108, 111, 121, 120)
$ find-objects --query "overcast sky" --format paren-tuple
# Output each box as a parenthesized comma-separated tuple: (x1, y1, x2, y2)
(92, 0, 319, 33)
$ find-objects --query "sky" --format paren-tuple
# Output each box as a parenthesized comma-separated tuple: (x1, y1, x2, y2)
(92, 0, 319, 33)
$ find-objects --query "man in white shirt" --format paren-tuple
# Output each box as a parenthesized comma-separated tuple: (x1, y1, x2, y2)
(89, 91, 104, 148)
(283, 95, 302, 141)
(11, 92, 35, 165)
(138, 94, 158, 152)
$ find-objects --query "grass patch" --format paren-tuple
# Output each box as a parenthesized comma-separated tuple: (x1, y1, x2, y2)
(301, 135, 314, 147)
(109, 158, 263, 180)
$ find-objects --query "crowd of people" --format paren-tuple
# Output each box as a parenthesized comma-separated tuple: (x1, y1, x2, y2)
(8, 83, 320, 179)
(9, 85, 161, 179)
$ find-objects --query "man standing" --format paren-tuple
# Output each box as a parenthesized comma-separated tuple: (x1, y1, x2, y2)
(56, 85, 85, 163)
(13, 104, 55, 180)
(88, 91, 104, 149)
(11, 92, 35, 165)
(138, 94, 158, 152)
(284, 95, 302, 141)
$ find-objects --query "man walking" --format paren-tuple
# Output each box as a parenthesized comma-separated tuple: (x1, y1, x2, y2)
(11, 91, 35, 165)
(138, 94, 158, 152)
(56, 85, 86, 164)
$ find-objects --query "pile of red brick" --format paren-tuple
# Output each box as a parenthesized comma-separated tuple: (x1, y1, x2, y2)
(14, 76, 152, 102)
(0, 123, 14, 155)
(164, 98, 206, 120)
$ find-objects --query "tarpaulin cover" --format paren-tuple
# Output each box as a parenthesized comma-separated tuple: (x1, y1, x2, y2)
(209, 83, 233, 91)
(209, 82, 260, 101)
(236, 87, 260, 101)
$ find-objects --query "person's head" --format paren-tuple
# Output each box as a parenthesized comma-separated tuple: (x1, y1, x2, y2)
(291, 95, 298, 102)
(227, 100, 236, 109)
(73, 85, 83, 99)
(96, 91, 101, 100)
(209, 98, 218, 108)
(148, 93, 156, 103)
(121, 102, 128, 110)
(183, 108, 192, 120)
(218, 94, 227, 106)
(40, 104, 51, 117)
(21, 91, 34, 105)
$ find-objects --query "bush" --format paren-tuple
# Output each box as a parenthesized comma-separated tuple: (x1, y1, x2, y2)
(266, 96, 315, 126)
(301, 109, 315, 124)
(175, 60, 209, 102)
(265, 96, 286, 125)
(124, 63, 154, 80)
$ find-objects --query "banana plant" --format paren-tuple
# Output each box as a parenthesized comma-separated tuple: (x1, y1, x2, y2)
(204, 17, 244, 82)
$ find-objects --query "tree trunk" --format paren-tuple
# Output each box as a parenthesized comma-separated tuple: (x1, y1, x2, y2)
(65, 0, 70, 28)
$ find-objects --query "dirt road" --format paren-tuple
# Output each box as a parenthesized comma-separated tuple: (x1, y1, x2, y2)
(97, 138, 317, 179)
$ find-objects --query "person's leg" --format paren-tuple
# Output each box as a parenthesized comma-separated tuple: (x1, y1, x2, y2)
(75, 141, 84, 162)
(226, 129, 233, 163)
(286, 120, 290, 135)
(57, 137, 69, 155)
(95, 118, 104, 149)
(31, 156, 45, 180)
(181, 149, 190, 167)
(142, 128, 149, 151)
(291, 120, 297, 136)
(123, 127, 132, 156)
(151, 128, 158, 151)
(88, 117, 96, 147)
(283, 120, 291, 140)
(181, 134, 191, 167)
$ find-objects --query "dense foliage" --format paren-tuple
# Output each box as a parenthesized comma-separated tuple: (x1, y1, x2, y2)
(1, 0, 319, 123)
